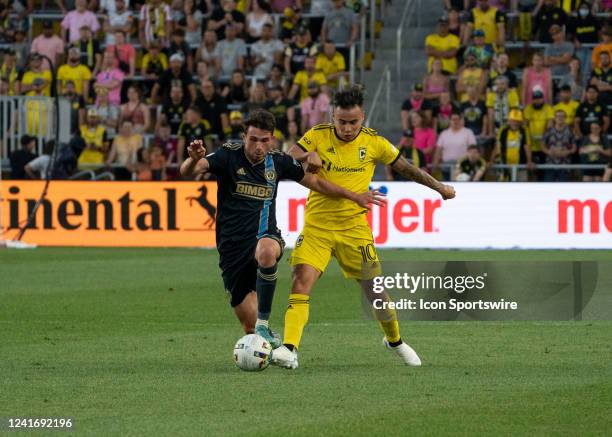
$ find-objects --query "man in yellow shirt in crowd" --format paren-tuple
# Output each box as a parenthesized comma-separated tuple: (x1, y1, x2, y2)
(315, 42, 346, 90)
(289, 55, 328, 103)
(464, 0, 506, 50)
(78, 108, 108, 169)
(19, 53, 52, 96)
(425, 16, 460, 74)
(553, 84, 580, 127)
(57, 46, 92, 100)
(486, 75, 520, 135)
(523, 89, 554, 167)
(492, 109, 534, 181)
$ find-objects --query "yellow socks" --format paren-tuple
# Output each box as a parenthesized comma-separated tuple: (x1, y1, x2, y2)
(283, 293, 310, 349)
(375, 305, 401, 344)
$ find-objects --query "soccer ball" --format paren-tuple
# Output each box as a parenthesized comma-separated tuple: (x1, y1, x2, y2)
(233, 334, 273, 371)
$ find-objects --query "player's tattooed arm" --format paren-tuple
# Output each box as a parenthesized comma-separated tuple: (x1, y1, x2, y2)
(299, 174, 386, 209)
(391, 156, 456, 200)
(287, 145, 322, 173)
(180, 139, 210, 179)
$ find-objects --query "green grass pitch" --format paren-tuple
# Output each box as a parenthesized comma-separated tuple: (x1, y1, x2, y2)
(1, 248, 611, 436)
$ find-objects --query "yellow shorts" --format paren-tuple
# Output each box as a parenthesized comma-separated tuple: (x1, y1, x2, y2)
(290, 222, 381, 280)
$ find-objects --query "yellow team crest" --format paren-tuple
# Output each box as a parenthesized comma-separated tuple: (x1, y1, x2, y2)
(359, 147, 366, 161)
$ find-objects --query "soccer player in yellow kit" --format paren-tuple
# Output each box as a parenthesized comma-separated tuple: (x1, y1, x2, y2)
(272, 85, 456, 369)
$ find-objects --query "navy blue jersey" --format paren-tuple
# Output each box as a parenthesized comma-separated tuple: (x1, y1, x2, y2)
(206, 142, 305, 252)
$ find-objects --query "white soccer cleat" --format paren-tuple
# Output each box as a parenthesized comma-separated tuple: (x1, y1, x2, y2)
(383, 337, 422, 366)
(270, 345, 299, 369)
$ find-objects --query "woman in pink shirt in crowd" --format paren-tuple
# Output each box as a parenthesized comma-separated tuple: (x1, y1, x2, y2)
(105, 30, 136, 77)
(411, 110, 437, 165)
(95, 52, 125, 106)
(423, 58, 450, 101)
(61, 0, 100, 43)
(521, 52, 552, 105)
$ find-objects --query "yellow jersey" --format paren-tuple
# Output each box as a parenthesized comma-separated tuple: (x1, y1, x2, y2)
(553, 100, 579, 126)
(523, 104, 553, 152)
(469, 7, 505, 46)
(25, 98, 51, 135)
(293, 70, 327, 102)
(21, 70, 53, 96)
(297, 124, 400, 230)
(425, 33, 460, 74)
(315, 52, 345, 89)
(58, 64, 92, 95)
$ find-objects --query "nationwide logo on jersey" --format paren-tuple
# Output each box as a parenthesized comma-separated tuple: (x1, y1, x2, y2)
(359, 147, 366, 161)
(237, 167, 246, 176)
(326, 146, 335, 154)
(265, 169, 277, 181)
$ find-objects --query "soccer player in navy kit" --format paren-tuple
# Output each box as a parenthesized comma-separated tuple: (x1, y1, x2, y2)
(180, 109, 383, 349)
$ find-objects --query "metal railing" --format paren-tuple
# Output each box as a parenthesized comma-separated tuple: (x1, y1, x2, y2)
(396, 0, 419, 92)
(366, 65, 391, 127)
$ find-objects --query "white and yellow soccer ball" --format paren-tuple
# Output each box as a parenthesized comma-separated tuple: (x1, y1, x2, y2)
(233, 334, 272, 371)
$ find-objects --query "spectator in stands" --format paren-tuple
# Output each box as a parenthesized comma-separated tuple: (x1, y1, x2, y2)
(57, 46, 92, 100)
(487, 53, 518, 90)
(95, 87, 120, 138)
(266, 63, 289, 94)
(579, 121, 611, 181)
(592, 26, 612, 70)
(61, 0, 101, 44)
(62, 80, 86, 134)
(31, 20, 65, 71)
(524, 89, 554, 171)
(158, 85, 187, 135)
(177, 105, 212, 165)
(139, 0, 173, 49)
(78, 108, 108, 169)
(152, 121, 177, 174)
(542, 109, 576, 181)
(0, 1, 18, 44)
(454, 145, 487, 181)
(486, 75, 520, 134)
(433, 91, 459, 133)
(544, 25, 574, 78)
(103, 0, 133, 46)
(180, 0, 205, 47)
(492, 109, 534, 180)
(222, 69, 250, 105)
(401, 83, 433, 131)
(455, 50, 486, 102)
(208, 0, 245, 40)
(411, 110, 437, 164)
(77, 26, 102, 77)
(289, 55, 328, 103)
(464, 0, 505, 49)
(0, 49, 18, 95)
(433, 112, 477, 180)
(446, 7, 462, 39)
(554, 84, 580, 127)
(13, 29, 30, 71)
(321, 0, 358, 63)
(10, 135, 36, 179)
(279, 4, 304, 42)
(467, 29, 494, 69)
(533, 0, 567, 44)
(169, 28, 194, 73)
(315, 42, 347, 90)
(574, 85, 610, 138)
(25, 140, 55, 179)
(251, 22, 284, 79)
(522, 52, 553, 105)
(559, 57, 585, 101)
(284, 26, 317, 76)
(243, 81, 267, 113)
(590, 51, 612, 115)
(216, 24, 247, 78)
(246, 0, 273, 42)
(227, 110, 244, 141)
(568, 3, 598, 76)
(281, 119, 299, 151)
(195, 79, 230, 140)
(461, 85, 488, 137)
(105, 30, 136, 78)
(423, 58, 450, 102)
(309, 0, 332, 40)
(269, 0, 302, 14)
(141, 40, 168, 95)
(24, 78, 51, 136)
(386, 129, 426, 181)
(300, 81, 330, 133)
(196, 30, 219, 79)
(96, 52, 124, 107)
(152, 52, 197, 104)
(19, 53, 52, 96)
(120, 85, 151, 134)
(106, 120, 142, 180)
(99, 0, 130, 15)
(265, 84, 294, 136)
(426, 16, 460, 75)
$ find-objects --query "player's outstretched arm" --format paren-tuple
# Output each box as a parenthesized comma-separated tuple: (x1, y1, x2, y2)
(299, 173, 386, 209)
(180, 139, 210, 179)
(391, 156, 456, 200)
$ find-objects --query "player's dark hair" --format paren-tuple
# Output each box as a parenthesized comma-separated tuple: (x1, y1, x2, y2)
(333, 84, 365, 109)
(244, 109, 276, 134)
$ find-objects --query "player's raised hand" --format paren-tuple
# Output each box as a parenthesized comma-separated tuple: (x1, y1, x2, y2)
(305, 151, 322, 174)
(188, 139, 206, 161)
(354, 189, 387, 209)
(439, 184, 456, 200)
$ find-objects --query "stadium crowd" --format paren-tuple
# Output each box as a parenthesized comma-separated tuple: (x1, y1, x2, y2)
(2, 0, 611, 182)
